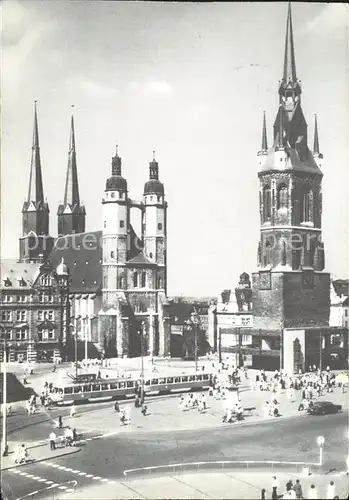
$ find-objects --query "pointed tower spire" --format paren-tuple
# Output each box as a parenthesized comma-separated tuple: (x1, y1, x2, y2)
(313, 114, 320, 155)
(57, 107, 86, 236)
(283, 2, 297, 85)
(64, 108, 80, 206)
(149, 150, 159, 180)
(111, 144, 122, 176)
(261, 111, 268, 151)
(27, 101, 44, 203)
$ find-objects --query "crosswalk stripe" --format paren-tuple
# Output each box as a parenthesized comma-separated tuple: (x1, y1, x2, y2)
(12, 470, 20, 474)
(64, 468, 73, 471)
(32, 476, 41, 480)
(51, 483, 59, 487)
(19, 472, 28, 476)
(78, 472, 87, 476)
(93, 476, 102, 480)
(38, 479, 47, 482)
(59, 486, 67, 490)
(100, 478, 109, 482)
(46, 481, 54, 484)
(85, 474, 93, 477)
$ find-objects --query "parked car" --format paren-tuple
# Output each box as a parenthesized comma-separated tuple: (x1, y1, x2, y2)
(307, 401, 342, 416)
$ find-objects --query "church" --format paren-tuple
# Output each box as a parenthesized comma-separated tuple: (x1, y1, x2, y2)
(17, 105, 171, 359)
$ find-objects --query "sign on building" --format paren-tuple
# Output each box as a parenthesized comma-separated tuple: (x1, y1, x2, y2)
(171, 325, 183, 335)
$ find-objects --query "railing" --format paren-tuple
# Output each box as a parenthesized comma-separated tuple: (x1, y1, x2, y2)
(123, 460, 318, 478)
(16, 480, 77, 500)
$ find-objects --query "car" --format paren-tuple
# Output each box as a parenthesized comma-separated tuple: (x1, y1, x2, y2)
(307, 401, 342, 416)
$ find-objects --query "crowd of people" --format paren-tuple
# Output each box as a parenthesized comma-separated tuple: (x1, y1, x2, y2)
(263, 475, 341, 499)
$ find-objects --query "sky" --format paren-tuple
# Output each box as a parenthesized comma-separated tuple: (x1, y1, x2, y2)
(1, 1, 348, 297)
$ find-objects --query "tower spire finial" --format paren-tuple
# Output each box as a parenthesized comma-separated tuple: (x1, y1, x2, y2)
(153, 150, 156, 162)
(27, 101, 44, 203)
(283, 2, 297, 84)
(261, 111, 268, 151)
(313, 113, 320, 155)
(64, 109, 80, 205)
(111, 145, 122, 176)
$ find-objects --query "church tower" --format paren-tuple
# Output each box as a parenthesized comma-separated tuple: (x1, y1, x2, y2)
(57, 110, 86, 236)
(20, 102, 54, 262)
(143, 151, 168, 293)
(101, 146, 129, 306)
(252, 3, 330, 355)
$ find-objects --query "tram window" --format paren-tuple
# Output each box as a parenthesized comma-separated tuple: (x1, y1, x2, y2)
(167, 377, 173, 384)
(92, 384, 101, 391)
(119, 382, 126, 389)
(203, 374, 209, 380)
(101, 384, 109, 390)
(181, 376, 188, 382)
(152, 379, 158, 385)
(83, 385, 91, 392)
(64, 387, 73, 394)
(74, 386, 82, 394)
(145, 380, 151, 386)
(196, 374, 202, 381)
(126, 381, 134, 388)
(110, 382, 118, 390)
(158, 378, 166, 384)
(189, 375, 195, 382)
(174, 377, 180, 383)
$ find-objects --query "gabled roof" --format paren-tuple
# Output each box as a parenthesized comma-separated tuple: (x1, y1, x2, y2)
(0, 260, 41, 289)
(126, 252, 156, 267)
(49, 231, 102, 293)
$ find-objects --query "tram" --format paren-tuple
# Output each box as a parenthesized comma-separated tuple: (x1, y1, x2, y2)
(52, 372, 214, 405)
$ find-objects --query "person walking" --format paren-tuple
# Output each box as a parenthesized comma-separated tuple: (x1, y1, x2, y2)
(271, 476, 279, 500)
(49, 431, 56, 451)
(327, 480, 335, 499)
(114, 401, 120, 413)
(58, 415, 63, 429)
(294, 479, 303, 499)
(70, 404, 76, 418)
(261, 488, 267, 499)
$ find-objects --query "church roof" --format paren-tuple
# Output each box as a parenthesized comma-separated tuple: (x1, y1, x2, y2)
(126, 252, 156, 267)
(332, 279, 349, 298)
(49, 231, 103, 293)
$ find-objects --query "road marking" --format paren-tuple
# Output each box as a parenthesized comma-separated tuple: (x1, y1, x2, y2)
(66, 489, 74, 493)
(45, 481, 54, 484)
(25, 474, 34, 478)
(100, 478, 109, 482)
(85, 438, 92, 441)
(32, 476, 42, 480)
(93, 476, 102, 480)
(51, 483, 59, 487)
(19, 472, 29, 476)
(49, 464, 60, 468)
(59, 486, 67, 490)
(38, 479, 47, 483)
(78, 472, 87, 476)
(12, 470, 20, 474)
(64, 468, 73, 471)
(85, 474, 93, 477)
(57, 466, 68, 470)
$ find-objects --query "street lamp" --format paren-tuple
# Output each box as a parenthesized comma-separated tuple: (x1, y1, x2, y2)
(139, 321, 145, 404)
(1, 324, 9, 456)
(69, 323, 78, 380)
(316, 435, 325, 466)
(191, 310, 200, 372)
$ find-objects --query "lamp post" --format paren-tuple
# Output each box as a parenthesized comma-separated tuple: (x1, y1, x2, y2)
(316, 435, 325, 466)
(139, 321, 145, 404)
(1, 324, 9, 456)
(69, 323, 78, 380)
(191, 310, 199, 372)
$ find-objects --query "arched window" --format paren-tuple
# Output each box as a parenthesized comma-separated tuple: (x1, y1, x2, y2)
(263, 185, 271, 221)
(133, 272, 138, 288)
(264, 241, 272, 266)
(141, 272, 146, 288)
(277, 184, 288, 209)
(302, 189, 313, 222)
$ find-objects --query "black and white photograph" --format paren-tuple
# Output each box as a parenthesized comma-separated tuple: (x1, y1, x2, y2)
(1, 1, 348, 499)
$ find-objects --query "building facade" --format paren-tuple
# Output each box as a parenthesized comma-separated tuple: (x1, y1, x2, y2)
(330, 280, 349, 329)
(0, 259, 69, 362)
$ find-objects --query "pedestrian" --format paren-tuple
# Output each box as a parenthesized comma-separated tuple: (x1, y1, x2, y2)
(114, 401, 120, 413)
(141, 404, 147, 416)
(49, 431, 56, 451)
(327, 480, 335, 499)
(271, 476, 278, 500)
(58, 415, 63, 428)
(7, 403, 12, 415)
(70, 404, 76, 418)
(294, 479, 303, 499)
(72, 428, 78, 446)
(286, 479, 293, 491)
(261, 488, 267, 499)
(307, 484, 318, 499)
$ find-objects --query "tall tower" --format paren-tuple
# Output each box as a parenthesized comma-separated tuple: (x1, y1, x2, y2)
(57, 110, 86, 236)
(20, 102, 54, 262)
(101, 146, 129, 306)
(143, 151, 168, 293)
(252, 4, 330, 346)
